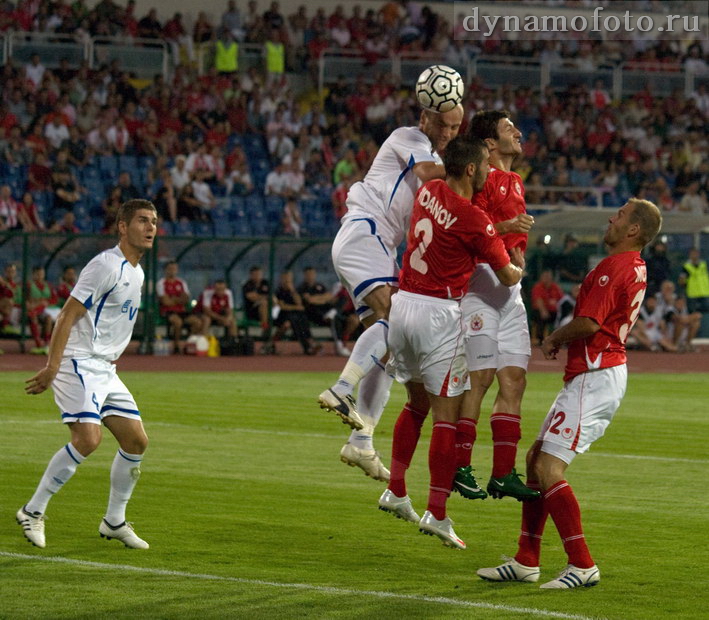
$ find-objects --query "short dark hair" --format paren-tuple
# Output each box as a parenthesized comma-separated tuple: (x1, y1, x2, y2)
(442, 137, 488, 178)
(116, 199, 156, 227)
(249, 265, 262, 272)
(466, 110, 511, 142)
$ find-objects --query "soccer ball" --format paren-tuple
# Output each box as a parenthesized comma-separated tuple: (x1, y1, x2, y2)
(415, 65, 464, 113)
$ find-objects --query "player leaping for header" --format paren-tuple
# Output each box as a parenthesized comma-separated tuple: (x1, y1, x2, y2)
(317, 102, 464, 482)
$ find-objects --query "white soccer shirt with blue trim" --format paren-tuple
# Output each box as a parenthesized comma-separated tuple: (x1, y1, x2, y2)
(344, 126, 440, 250)
(65, 245, 144, 361)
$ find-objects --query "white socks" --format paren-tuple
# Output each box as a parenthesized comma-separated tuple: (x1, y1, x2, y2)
(332, 320, 389, 397)
(26, 443, 85, 515)
(104, 449, 143, 526)
(348, 364, 394, 450)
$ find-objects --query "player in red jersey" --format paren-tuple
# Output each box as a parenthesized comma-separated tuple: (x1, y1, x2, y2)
(196, 279, 238, 338)
(380, 137, 525, 549)
(156, 261, 202, 353)
(477, 198, 662, 588)
(455, 110, 539, 503)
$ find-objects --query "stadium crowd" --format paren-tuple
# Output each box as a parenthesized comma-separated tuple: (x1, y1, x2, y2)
(0, 0, 707, 354)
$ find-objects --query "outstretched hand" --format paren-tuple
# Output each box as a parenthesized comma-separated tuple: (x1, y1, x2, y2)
(506, 213, 535, 234)
(25, 366, 57, 395)
(509, 246, 526, 270)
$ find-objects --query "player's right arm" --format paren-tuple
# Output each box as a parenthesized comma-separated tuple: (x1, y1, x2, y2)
(25, 296, 87, 395)
(496, 213, 535, 234)
(494, 246, 525, 287)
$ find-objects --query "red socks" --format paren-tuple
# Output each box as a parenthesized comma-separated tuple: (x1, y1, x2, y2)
(515, 480, 547, 567)
(490, 412, 521, 477)
(427, 421, 457, 520)
(388, 403, 428, 498)
(455, 417, 477, 468)
(544, 480, 594, 569)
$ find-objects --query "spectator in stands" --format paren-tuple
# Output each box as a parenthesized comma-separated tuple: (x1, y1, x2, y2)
(678, 181, 708, 215)
(149, 169, 176, 223)
(221, 1, 245, 41)
(530, 269, 564, 345)
(54, 265, 76, 308)
(113, 171, 140, 203)
(273, 270, 321, 355)
(644, 240, 671, 297)
(656, 280, 701, 352)
(264, 28, 286, 86)
(157, 261, 203, 354)
(102, 185, 122, 233)
(0, 184, 19, 229)
(169, 155, 191, 193)
(264, 160, 291, 198)
(27, 152, 53, 193)
(176, 183, 203, 222)
(280, 198, 303, 237)
(17, 192, 45, 232)
(197, 279, 238, 339)
(55, 210, 80, 233)
(297, 266, 350, 357)
(194, 10, 215, 44)
(137, 7, 162, 39)
(679, 248, 709, 316)
(25, 265, 55, 354)
(333, 148, 360, 186)
(224, 157, 254, 196)
(24, 53, 46, 90)
(44, 114, 70, 152)
(51, 168, 82, 213)
(632, 295, 678, 352)
(0, 262, 21, 334)
(191, 170, 217, 220)
(63, 124, 91, 167)
(106, 117, 130, 154)
(556, 233, 587, 284)
(163, 12, 195, 67)
(268, 126, 294, 163)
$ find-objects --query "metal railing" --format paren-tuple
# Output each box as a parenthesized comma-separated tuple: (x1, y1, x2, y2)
(319, 49, 707, 98)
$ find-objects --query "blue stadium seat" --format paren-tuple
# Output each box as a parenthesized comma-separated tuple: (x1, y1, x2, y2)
(118, 155, 138, 172)
(232, 217, 251, 236)
(245, 194, 264, 214)
(213, 217, 232, 238)
(264, 195, 283, 216)
(174, 220, 193, 236)
(192, 221, 214, 236)
(98, 155, 119, 176)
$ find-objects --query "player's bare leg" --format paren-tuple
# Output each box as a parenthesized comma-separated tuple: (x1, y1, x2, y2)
(99, 416, 149, 549)
(485, 365, 539, 501)
(318, 285, 393, 430)
(419, 390, 466, 549)
(453, 368, 495, 500)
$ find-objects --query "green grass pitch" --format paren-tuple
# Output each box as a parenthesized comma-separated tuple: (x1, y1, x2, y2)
(1, 370, 707, 619)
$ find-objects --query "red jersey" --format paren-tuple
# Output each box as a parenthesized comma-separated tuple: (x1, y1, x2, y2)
(399, 179, 510, 300)
(472, 167, 528, 253)
(157, 277, 191, 314)
(531, 281, 564, 312)
(565, 251, 647, 382)
(199, 288, 234, 316)
(55, 281, 75, 307)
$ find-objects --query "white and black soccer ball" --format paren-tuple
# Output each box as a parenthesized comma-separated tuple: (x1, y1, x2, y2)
(415, 65, 464, 113)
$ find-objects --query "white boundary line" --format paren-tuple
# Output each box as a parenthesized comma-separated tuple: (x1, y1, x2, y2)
(0, 551, 599, 619)
(6, 419, 708, 465)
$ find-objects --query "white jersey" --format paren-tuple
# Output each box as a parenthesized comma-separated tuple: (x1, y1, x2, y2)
(344, 126, 439, 250)
(66, 246, 144, 362)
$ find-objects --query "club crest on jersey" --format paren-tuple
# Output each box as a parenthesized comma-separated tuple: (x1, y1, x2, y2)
(562, 427, 573, 439)
(514, 181, 522, 194)
(499, 185, 507, 195)
(598, 275, 609, 287)
(486, 223, 495, 237)
(471, 314, 483, 331)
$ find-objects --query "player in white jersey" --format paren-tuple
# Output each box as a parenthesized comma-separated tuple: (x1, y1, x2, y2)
(18, 199, 157, 550)
(317, 104, 464, 482)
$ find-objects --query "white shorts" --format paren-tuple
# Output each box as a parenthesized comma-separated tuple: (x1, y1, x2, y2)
(387, 290, 469, 397)
(538, 365, 627, 464)
(52, 357, 141, 425)
(332, 216, 399, 320)
(462, 288, 531, 371)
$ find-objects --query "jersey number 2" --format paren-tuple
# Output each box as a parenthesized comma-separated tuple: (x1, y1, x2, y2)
(410, 218, 433, 275)
(619, 289, 645, 343)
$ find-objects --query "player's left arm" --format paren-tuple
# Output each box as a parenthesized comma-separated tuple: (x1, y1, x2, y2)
(25, 296, 87, 394)
(412, 161, 446, 183)
(541, 316, 600, 360)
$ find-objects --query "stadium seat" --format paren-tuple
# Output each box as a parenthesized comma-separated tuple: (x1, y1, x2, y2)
(174, 220, 193, 236)
(192, 221, 214, 236)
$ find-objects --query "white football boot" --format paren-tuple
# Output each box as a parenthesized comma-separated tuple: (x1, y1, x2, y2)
(16, 506, 46, 548)
(317, 389, 364, 430)
(539, 564, 600, 589)
(418, 511, 466, 550)
(477, 556, 540, 583)
(99, 519, 149, 549)
(340, 442, 390, 481)
(378, 489, 420, 523)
